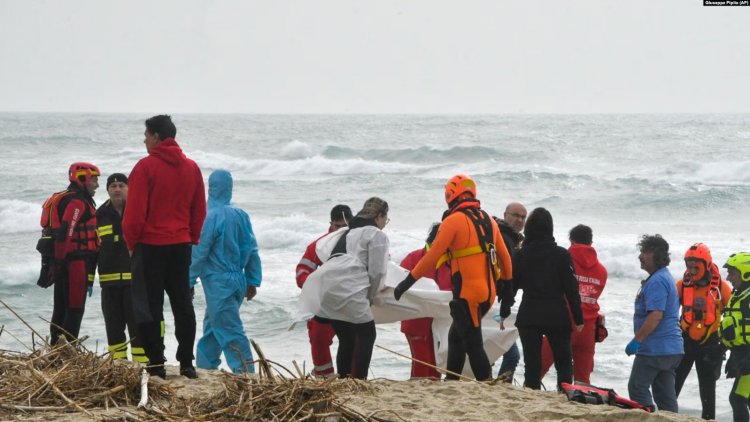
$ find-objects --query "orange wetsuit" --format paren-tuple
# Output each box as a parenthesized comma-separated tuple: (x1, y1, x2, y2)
(410, 204, 512, 327)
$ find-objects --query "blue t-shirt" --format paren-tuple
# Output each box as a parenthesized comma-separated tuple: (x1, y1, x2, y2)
(633, 267, 684, 356)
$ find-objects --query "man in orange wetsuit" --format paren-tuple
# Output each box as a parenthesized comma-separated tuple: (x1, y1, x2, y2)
(674, 243, 731, 420)
(539, 224, 607, 384)
(394, 174, 512, 381)
(295, 204, 353, 377)
(399, 223, 452, 379)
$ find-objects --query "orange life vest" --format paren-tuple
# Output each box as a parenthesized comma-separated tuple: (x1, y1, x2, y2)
(680, 271, 723, 343)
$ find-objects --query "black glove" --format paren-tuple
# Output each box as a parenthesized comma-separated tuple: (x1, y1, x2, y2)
(726, 355, 738, 379)
(394, 273, 417, 301)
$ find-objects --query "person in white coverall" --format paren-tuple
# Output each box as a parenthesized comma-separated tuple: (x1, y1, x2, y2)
(189, 169, 262, 373)
(310, 197, 390, 379)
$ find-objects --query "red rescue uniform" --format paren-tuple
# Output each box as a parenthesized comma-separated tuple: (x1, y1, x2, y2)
(400, 248, 452, 379)
(540, 243, 607, 383)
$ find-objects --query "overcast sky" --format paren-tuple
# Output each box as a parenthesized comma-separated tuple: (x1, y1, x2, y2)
(0, 0, 747, 113)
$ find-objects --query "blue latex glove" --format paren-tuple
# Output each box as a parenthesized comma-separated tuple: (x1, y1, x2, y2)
(625, 339, 641, 356)
(87, 285, 93, 297)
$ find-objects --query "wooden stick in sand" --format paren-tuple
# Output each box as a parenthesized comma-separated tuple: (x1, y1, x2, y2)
(138, 369, 149, 408)
(375, 345, 484, 385)
(0, 299, 48, 348)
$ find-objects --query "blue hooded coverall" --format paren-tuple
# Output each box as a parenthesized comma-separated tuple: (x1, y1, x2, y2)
(189, 170, 262, 373)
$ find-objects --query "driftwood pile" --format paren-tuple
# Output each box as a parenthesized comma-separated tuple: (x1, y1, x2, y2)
(0, 339, 172, 418)
(147, 340, 388, 421)
(0, 312, 394, 421)
(153, 373, 380, 421)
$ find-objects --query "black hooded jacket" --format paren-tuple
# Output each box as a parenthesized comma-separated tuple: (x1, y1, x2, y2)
(513, 236, 584, 328)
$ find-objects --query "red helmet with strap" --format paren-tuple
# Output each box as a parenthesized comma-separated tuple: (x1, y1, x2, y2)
(68, 162, 100, 188)
(444, 174, 477, 205)
(684, 243, 712, 284)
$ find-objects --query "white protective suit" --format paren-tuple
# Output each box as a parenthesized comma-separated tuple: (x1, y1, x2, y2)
(297, 228, 518, 378)
(300, 226, 389, 324)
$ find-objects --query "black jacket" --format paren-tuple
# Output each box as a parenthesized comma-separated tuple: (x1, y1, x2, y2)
(513, 237, 583, 328)
(495, 217, 523, 318)
(95, 200, 131, 288)
(495, 217, 524, 254)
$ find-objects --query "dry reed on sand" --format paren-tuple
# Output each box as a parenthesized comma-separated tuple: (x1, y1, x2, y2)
(0, 339, 173, 418)
(153, 373, 383, 422)
(151, 341, 393, 422)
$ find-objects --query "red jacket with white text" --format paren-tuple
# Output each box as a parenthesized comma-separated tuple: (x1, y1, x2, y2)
(569, 243, 607, 322)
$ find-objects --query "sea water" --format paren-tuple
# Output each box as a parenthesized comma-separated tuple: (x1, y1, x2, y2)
(1, 113, 749, 420)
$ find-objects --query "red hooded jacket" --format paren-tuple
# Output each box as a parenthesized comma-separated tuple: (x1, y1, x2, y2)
(569, 243, 607, 321)
(123, 138, 206, 250)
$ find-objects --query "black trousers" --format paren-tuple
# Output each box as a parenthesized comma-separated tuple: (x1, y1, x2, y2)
(730, 375, 750, 422)
(445, 299, 491, 381)
(131, 243, 195, 367)
(330, 319, 376, 379)
(101, 285, 145, 361)
(519, 325, 573, 390)
(675, 334, 724, 420)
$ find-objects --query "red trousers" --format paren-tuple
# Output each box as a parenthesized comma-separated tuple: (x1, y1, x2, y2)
(405, 333, 441, 379)
(540, 320, 596, 383)
(402, 317, 441, 379)
(50, 259, 90, 344)
(308, 318, 336, 377)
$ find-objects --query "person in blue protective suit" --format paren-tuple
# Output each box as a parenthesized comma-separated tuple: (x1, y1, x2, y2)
(189, 169, 262, 374)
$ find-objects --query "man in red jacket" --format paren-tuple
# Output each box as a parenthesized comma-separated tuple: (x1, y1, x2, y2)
(295, 204, 352, 377)
(123, 115, 206, 379)
(540, 224, 607, 384)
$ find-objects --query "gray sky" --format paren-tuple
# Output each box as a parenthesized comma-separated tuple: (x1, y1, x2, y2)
(1, 0, 747, 113)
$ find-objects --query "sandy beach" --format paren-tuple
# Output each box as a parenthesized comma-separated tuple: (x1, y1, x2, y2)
(5, 365, 705, 422)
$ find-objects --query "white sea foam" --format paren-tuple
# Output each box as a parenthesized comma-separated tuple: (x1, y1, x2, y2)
(0, 261, 38, 286)
(2, 113, 748, 418)
(192, 151, 425, 179)
(279, 140, 315, 159)
(0, 199, 40, 234)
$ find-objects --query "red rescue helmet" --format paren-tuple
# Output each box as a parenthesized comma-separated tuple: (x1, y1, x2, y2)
(68, 162, 101, 188)
(684, 243, 712, 283)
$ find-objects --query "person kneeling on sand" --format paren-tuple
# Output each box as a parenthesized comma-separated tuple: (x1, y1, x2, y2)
(190, 170, 262, 374)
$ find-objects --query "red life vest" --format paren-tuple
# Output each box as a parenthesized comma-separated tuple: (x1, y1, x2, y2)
(41, 189, 98, 256)
(680, 267, 723, 343)
(561, 382, 653, 412)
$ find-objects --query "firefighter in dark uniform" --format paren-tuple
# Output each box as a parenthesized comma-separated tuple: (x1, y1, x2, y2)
(96, 173, 147, 363)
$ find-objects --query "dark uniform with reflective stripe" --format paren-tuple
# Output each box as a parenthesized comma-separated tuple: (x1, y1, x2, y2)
(96, 200, 147, 363)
